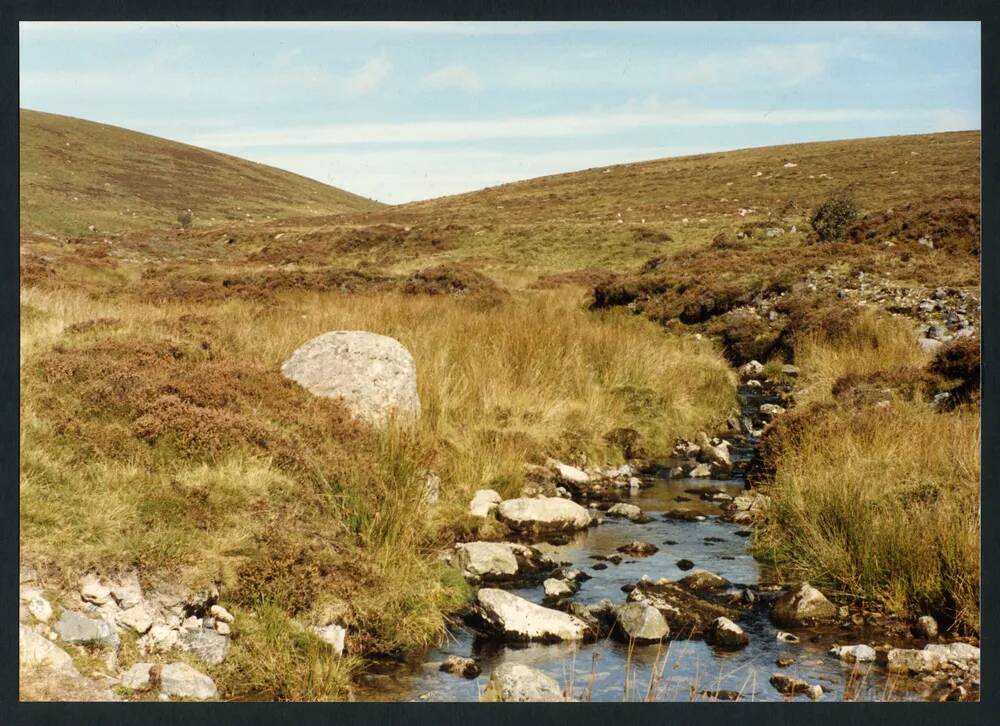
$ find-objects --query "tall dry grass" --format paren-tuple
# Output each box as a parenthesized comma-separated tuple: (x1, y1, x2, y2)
(20, 283, 733, 698)
(754, 312, 980, 632)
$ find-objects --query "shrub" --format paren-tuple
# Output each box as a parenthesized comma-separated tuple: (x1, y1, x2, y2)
(176, 210, 193, 230)
(810, 196, 859, 242)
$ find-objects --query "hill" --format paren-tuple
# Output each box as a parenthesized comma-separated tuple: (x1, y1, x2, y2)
(19, 109, 384, 237)
(203, 130, 979, 275)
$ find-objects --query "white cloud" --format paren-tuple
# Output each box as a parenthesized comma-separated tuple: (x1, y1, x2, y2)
(187, 103, 918, 150)
(421, 64, 483, 92)
(342, 56, 391, 95)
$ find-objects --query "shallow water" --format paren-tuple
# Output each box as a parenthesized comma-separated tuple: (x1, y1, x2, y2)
(359, 475, 928, 702)
(357, 384, 930, 702)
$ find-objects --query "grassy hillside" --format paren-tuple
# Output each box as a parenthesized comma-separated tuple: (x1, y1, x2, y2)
(195, 130, 978, 276)
(20, 109, 384, 237)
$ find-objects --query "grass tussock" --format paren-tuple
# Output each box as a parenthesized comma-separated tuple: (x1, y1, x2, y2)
(753, 313, 980, 632)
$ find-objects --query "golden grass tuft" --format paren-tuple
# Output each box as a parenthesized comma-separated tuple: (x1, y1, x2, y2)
(753, 312, 980, 632)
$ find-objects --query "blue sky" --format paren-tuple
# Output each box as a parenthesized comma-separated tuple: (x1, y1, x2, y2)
(20, 21, 981, 204)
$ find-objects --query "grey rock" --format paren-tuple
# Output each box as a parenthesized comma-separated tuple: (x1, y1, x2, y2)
(829, 644, 876, 663)
(614, 602, 669, 643)
(481, 663, 565, 702)
(679, 569, 730, 591)
(915, 615, 939, 639)
(281, 330, 420, 426)
(771, 583, 837, 626)
(496, 497, 592, 536)
(178, 628, 229, 665)
(475, 588, 589, 642)
(311, 624, 346, 655)
(160, 662, 218, 700)
(20, 624, 79, 675)
(469, 489, 502, 518)
(56, 610, 119, 650)
(440, 655, 480, 679)
(705, 617, 749, 648)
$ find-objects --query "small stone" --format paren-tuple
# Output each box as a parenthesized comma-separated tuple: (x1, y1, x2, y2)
(614, 602, 670, 643)
(689, 463, 712, 477)
(117, 604, 154, 634)
(209, 604, 234, 624)
(776, 631, 800, 644)
(178, 628, 229, 665)
(121, 662, 155, 690)
(807, 684, 824, 700)
(28, 595, 53, 623)
(770, 673, 811, 696)
(311, 624, 346, 655)
(678, 569, 729, 591)
(915, 615, 939, 640)
(776, 657, 795, 667)
(469, 489, 503, 518)
(829, 644, 876, 663)
(159, 662, 218, 700)
(141, 624, 179, 653)
(543, 578, 573, 599)
(56, 610, 119, 649)
(676, 559, 695, 571)
(440, 655, 480, 679)
(705, 617, 749, 649)
(617, 541, 658, 557)
(19, 624, 78, 675)
(886, 648, 947, 674)
(79, 574, 112, 605)
(215, 622, 231, 636)
(607, 503, 643, 521)
(481, 663, 565, 702)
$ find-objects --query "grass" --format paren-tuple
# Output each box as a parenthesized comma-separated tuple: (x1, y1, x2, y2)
(20, 108, 383, 237)
(20, 281, 733, 699)
(752, 313, 980, 633)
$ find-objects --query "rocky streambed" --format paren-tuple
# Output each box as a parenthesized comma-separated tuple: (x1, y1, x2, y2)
(358, 378, 980, 703)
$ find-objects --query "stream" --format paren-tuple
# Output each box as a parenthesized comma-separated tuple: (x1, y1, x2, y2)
(358, 383, 933, 702)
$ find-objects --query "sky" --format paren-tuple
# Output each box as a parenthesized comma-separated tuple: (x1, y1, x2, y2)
(19, 21, 981, 204)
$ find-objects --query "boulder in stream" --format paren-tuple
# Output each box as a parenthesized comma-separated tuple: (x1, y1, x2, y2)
(678, 569, 730, 591)
(474, 588, 590, 642)
(771, 583, 837, 626)
(627, 580, 737, 639)
(454, 541, 554, 582)
(704, 617, 749, 649)
(613, 602, 669, 643)
(495, 497, 592, 537)
(481, 663, 566, 702)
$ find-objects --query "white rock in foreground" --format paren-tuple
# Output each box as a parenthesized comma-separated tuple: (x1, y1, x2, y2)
(281, 331, 420, 426)
(481, 663, 565, 702)
(496, 497, 592, 535)
(475, 588, 588, 642)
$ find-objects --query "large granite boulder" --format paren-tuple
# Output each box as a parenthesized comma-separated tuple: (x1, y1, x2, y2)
(281, 331, 420, 425)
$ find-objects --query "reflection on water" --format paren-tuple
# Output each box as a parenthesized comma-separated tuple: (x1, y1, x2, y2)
(358, 476, 927, 702)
